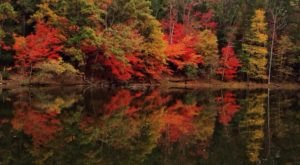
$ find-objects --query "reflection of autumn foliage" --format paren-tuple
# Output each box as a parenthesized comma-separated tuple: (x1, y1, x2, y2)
(163, 100, 202, 142)
(80, 89, 170, 131)
(78, 89, 169, 164)
(11, 102, 61, 147)
(99, 89, 208, 144)
(102, 89, 171, 116)
(103, 89, 134, 114)
(240, 94, 266, 163)
(216, 92, 240, 126)
(32, 97, 79, 114)
(79, 89, 215, 162)
(101, 89, 203, 142)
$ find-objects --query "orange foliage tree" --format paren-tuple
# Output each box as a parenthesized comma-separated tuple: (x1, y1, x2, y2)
(163, 23, 203, 74)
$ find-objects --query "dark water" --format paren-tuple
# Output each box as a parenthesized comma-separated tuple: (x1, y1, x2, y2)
(0, 87, 299, 165)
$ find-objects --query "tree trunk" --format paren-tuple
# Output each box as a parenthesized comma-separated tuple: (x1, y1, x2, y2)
(268, 15, 276, 85)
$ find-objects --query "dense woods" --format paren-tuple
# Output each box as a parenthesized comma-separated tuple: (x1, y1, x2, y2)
(0, 0, 299, 84)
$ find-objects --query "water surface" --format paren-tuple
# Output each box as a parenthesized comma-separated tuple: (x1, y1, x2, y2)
(0, 87, 299, 164)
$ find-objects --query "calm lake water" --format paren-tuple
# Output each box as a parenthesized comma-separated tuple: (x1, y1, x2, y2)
(0, 87, 299, 164)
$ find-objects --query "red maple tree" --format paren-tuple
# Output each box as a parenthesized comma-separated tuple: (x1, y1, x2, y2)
(216, 44, 241, 81)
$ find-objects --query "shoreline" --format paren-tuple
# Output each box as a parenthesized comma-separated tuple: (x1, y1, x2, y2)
(160, 78, 300, 90)
(1, 78, 299, 90)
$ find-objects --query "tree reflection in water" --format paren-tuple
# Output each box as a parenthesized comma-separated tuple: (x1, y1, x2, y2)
(0, 87, 299, 164)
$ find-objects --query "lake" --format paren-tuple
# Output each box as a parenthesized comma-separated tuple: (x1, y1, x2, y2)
(0, 87, 299, 164)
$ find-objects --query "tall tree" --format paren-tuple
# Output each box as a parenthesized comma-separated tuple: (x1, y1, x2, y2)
(267, 0, 289, 84)
(242, 9, 268, 81)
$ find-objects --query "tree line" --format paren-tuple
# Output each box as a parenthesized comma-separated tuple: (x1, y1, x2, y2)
(0, 0, 299, 83)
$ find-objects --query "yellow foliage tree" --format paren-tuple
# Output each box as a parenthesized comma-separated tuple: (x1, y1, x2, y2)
(142, 17, 167, 62)
(242, 9, 268, 81)
(196, 29, 218, 79)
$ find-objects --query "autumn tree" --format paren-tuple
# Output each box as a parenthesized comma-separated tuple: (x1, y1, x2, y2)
(159, 1, 219, 78)
(196, 29, 218, 79)
(194, 10, 219, 73)
(267, 0, 291, 84)
(80, 24, 143, 81)
(139, 15, 170, 80)
(242, 9, 268, 81)
(31, 0, 105, 68)
(82, 0, 170, 81)
(164, 23, 203, 77)
(216, 44, 241, 81)
(13, 22, 64, 76)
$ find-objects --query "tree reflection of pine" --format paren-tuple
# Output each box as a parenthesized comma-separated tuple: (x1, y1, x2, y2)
(240, 93, 266, 163)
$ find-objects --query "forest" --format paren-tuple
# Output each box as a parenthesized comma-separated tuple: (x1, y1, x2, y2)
(0, 0, 299, 85)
